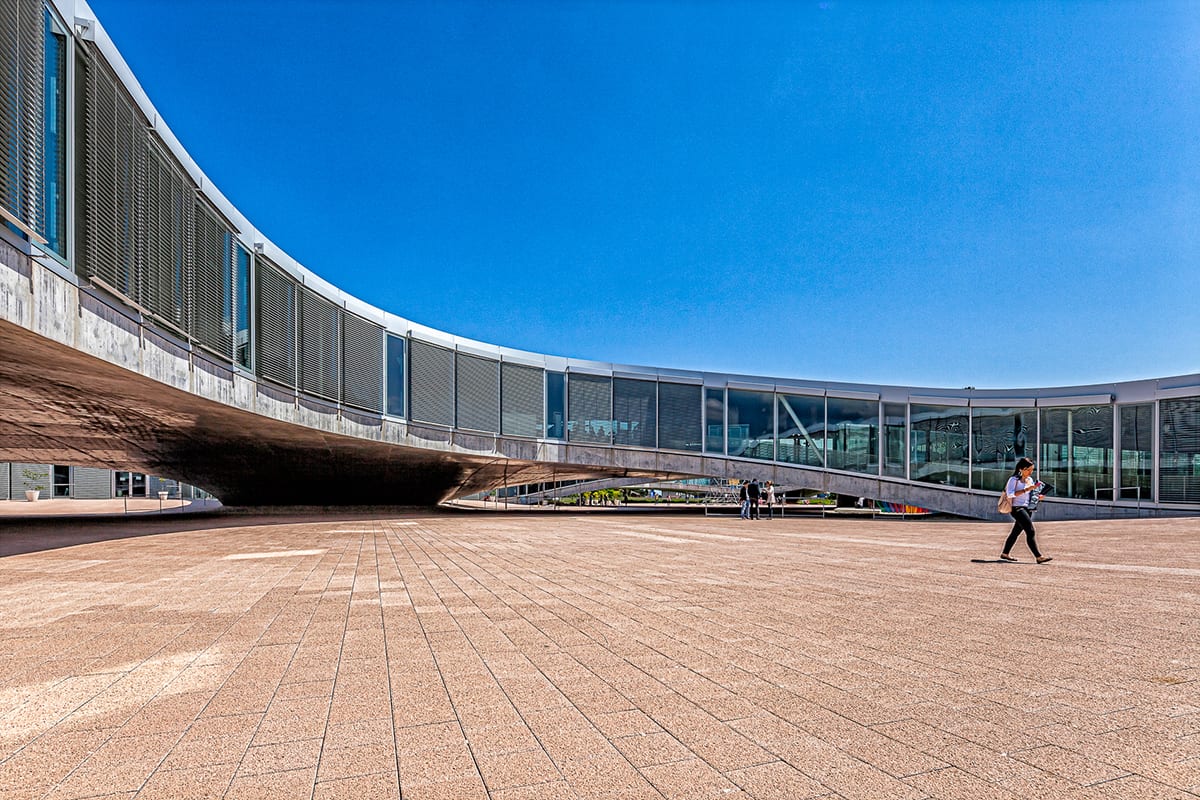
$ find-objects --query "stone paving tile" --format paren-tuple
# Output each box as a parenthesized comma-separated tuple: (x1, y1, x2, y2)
(1, 513, 1199, 799)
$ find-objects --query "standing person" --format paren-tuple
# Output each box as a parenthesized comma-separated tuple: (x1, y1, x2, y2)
(764, 481, 776, 519)
(739, 480, 750, 519)
(1000, 457, 1052, 563)
(748, 479, 761, 520)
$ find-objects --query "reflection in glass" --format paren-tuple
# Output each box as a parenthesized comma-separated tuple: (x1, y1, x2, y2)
(1119, 404, 1152, 501)
(1160, 397, 1200, 503)
(1040, 405, 1113, 500)
(910, 405, 969, 487)
(546, 371, 566, 439)
(614, 379, 656, 447)
(727, 389, 774, 460)
(883, 403, 906, 478)
(777, 394, 824, 466)
(385, 334, 405, 417)
(826, 397, 878, 474)
(705, 388, 725, 454)
(971, 407, 1031, 491)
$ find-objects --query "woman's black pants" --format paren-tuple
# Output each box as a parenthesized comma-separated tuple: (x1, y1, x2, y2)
(1004, 507, 1041, 558)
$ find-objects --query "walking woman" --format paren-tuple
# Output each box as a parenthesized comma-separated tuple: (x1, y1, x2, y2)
(1000, 457, 1052, 563)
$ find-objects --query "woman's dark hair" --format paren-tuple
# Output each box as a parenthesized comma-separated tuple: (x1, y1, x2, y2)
(1012, 457, 1035, 476)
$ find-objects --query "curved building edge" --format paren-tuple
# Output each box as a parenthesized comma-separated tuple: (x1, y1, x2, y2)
(0, 0, 1197, 517)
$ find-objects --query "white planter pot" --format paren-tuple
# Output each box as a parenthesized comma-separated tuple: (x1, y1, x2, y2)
(25, 490, 40, 502)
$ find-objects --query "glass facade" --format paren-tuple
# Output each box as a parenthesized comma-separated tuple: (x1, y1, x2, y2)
(41, 8, 67, 256)
(385, 334, 405, 417)
(705, 388, 725, 454)
(546, 371, 565, 439)
(883, 402, 906, 478)
(1119, 404, 1153, 501)
(826, 397, 877, 474)
(1160, 397, 1200, 503)
(777, 394, 824, 467)
(614, 379, 656, 447)
(1039, 405, 1113, 501)
(658, 383, 702, 452)
(568, 374, 611, 444)
(235, 246, 251, 369)
(971, 407, 1033, 492)
(727, 389, 774, 460)
(910, 404, 969, 487)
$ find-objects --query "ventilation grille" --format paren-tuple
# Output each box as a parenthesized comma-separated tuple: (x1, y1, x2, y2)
(658, 383, 702, 452)
(409, 339, 454, 426)
(299, 288, 340, 401)
(255, 260, 296, 388)
(501, 363, 543, 438)
(0, 462, 8, 500)
(72, 466, 112, 499)
(342, 313, 383, 412)
(568, 374, 612, 444)
(455, 354, 499, 433)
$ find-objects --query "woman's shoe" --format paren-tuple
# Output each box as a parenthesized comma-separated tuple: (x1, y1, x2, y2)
(999, 554, 1018, 562)
(1036, 556, 1053, 564)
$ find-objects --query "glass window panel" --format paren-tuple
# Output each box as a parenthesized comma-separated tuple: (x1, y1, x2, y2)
(41, 9, 67, 256)
(568, 374, 612, 444)
(910, 404, 969, 487)
(235, 246, 251, 369)
(1160, 397, 1200, 503)
(971, 407, 1034, 491)
(827, 398, 878, 474)
(614, 378, 657, 447)
(546, 371, 566, 439)
(705, 388, 725, 454)
(385, 334, 405, 417)
(659, 383, 702, 452)
(1039, 405, 1114, 500)
(777, 394, 824, 466)
(728, 389, 774, 461)
(1119, 404, 1153, 501)
(883, 402, 906, 478)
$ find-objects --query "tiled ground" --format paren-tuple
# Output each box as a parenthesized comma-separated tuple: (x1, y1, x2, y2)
(0, 511, 1197, 799)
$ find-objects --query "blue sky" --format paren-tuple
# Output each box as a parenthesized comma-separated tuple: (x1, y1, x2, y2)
(89, 0, 1199, 389)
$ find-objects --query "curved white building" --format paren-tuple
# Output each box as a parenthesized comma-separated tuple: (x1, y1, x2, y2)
(1, 0, 1197, 517)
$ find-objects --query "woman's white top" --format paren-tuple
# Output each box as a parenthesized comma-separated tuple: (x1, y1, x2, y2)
(1005, 476, 1033, 508)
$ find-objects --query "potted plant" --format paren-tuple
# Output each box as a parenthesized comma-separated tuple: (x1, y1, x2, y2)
(20, 467, 47, 501)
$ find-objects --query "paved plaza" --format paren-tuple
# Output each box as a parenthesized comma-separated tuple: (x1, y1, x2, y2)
(0, 511, 1197, 800)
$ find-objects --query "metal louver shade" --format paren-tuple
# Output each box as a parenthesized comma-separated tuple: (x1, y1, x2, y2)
(0, 0, 44, 230)
(568, 373, 612, 444)
(299, 288, 339, 401)
(614, 378, 657, 447)
(255, 260, 296, 388)
(409, 339, 454, 426)
(342, 313, 384, 412)
(657, 382, 702, 452)
(501, 363, 543, 438)
(456, 354, 499, 433)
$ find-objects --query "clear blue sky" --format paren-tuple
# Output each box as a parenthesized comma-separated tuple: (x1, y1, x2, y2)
(89, 0, 1199, 390)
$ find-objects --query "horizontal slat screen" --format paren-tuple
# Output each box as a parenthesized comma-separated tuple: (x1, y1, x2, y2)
(299, 288, 340, 401)
(456, 354, 499, 433)
(501, 363, 543, 438)
(614, 378, 656, 447)
(342, 312, 384, 412)
(255, 260, 296, 388)
(568, 374, 612, 444)
(409, 339, 454, 426)
(658, 382, 702, 452)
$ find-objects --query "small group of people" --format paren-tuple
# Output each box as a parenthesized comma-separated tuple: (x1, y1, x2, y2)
(999, 457, 1052, 563)
(737, 479, 775, 519)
